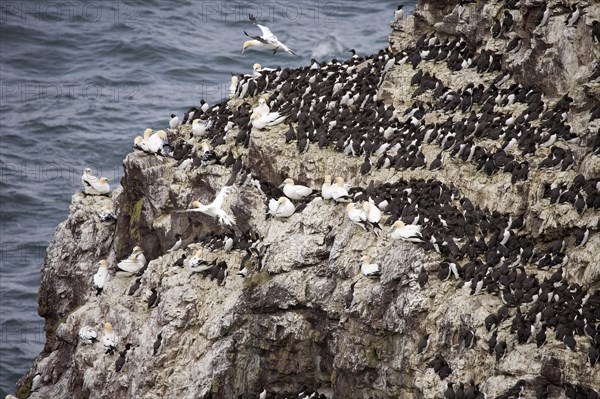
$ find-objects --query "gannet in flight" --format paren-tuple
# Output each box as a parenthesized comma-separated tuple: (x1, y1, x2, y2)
(188, 185, 236, 226)
(243, 14, 296, 55)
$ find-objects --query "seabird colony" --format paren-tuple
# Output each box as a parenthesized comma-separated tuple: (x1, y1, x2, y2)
(58, 6, 600, 399)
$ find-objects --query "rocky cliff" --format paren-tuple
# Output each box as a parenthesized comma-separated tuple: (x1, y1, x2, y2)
(16, 0, 600, 398)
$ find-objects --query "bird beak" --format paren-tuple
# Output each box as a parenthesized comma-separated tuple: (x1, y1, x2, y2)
(241, 48, 245, 54)
(278, 183, 284, 188)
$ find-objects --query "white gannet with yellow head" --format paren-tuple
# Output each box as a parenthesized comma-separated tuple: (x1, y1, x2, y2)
(280, 178, 312, 200)
(268, 197, 296, 218)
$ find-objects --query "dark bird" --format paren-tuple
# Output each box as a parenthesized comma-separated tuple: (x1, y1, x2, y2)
(345, 282, 356, 309)
(115, 343, 133, 372)
(418, 334, 430, 354)
(153, 332, 163, 356)
(147, 288, 159, 309)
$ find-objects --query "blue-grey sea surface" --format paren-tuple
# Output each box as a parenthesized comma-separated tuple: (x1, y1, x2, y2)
(0, 0, 417, 394)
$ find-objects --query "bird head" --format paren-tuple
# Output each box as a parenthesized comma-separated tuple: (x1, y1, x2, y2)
(194, 249, 203, 258)
(143, 128, 153, 139)
(156, 130, 168, 140)
(99, 177, 109, 183)
(346, 203, 356, 212)
(393, 220, 406, 228)
(361, 255, 371, 263)
(278, 197, 288, 204)
(132, 246, 142, 253)
(191, 200, 203, 208)
(134, 136, 143, 145)
(335, 177, 345, 186)
(324, 175, 332, 184)
(253, 63, 261, 72)
(258, 98, 266, 106)
(362, 202, 370, 212)
(98, 259, 109, 268)
(104, 322, 113, 332)
(84, 167, 92, 174)
(170, 113, 176, 118)
(242, 40, 254, 54)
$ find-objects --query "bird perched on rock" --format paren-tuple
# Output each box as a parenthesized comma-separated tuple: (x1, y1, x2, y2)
(78, 326, 98, 345)
(390, 220, 423, 242)
(346, 202, 367, 230)
(99, 205, 116, 222)
(268, 197, 296, 218)
(280, 178, 312, 200)
(115, 343, 132, 372)
(81, 167, 110, 196)
(117, 246, 146, 274)
(93, 259, 109, 295)
(188, 185, 236, 226)
(361, 255, 381, 278)
(102, 322, 119, 355)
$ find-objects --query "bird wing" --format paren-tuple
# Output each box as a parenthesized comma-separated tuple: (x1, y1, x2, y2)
(256, 23, 278, 42)
(244, 30, 269, 44)
(211, 186, 232, 209)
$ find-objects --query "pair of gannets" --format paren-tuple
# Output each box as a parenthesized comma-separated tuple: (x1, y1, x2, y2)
(188, 185, 236, 226)
(117, 246, 146, 274)
(134, 128, 168, 155)
(321, 176, 351, 201)
(268, 197, 296, 218)
(242, 14, 296, 55)
(346, 201, 382, 232)
(81, 168, 110, 195)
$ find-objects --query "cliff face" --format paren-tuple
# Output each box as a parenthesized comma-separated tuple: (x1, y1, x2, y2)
(18, 0, 600, 398)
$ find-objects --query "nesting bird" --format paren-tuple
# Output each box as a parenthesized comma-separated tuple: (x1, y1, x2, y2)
(361, 255, 381, 278)
(81, 168, 110, 196)
(268, 197, 296, 218)
(102, 322, 119, 355)
(78, 326, 98, 345)
(117, 246, 146, 274)
(390, 221, 424, 242)
(280, 178, 312, 200)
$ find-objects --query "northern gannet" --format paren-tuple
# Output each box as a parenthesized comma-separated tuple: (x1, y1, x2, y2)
(192, 119, 212, 137)
(268, 197, 296, 218)
(346, 203, 367, 230)
(117, 246, 146, 274)
(189, 186, 236, 226)
(361, 255, 381, 278)
(321, 175, 333, 199)
(253, 63, 276, 77)
(253, 97, 270, 117)
(146, 130, 168, 154)
(188, 249, 214, 273)
(280, 178, 312, 200)
(243, 14, 296, 55)
(250, 110, 287, 130)
(93, 259, 109, 295)
(330, 177, 351, 202)
(78, 325, 98, 344)
(390, 220, 424, 242)
(102, 322, 119, 354)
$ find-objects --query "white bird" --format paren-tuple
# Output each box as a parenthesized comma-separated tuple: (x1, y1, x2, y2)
(242, 14, 296, 55)
(252, 63, 276, 77)
(280, 178, 312, 200)
(362, 200, 382, 226)
(253, 97, 270, 117)
(133, 135, 148, 152)
(361, 255, 381, 278)
(346, 203, 367, 230)
(31, 373, 42, 392)
(167, 234, 182, 252)
(192, 119, 212, 137)
(250, 110, 288, 129)
(188, 249, 213, 273)
(81, 168, 110, 195)
(229, 74, 239, 98)
(321, 175, 333, 199)
(117, 246, 146, 274)
(93, 260, 110, 295)
(390, 221, 424, 242)
(102, 322, 119, 354)
(189, 186, 236, 226)
(259, 389, 267, 399)
(78, 325, 98, 344)
(392, 5, 404, 23)
(99, 205, 116, 222)
(268, 197, 296, 218)
(147, 130, 168, 154)
(169, 114, 179, 130)
(330, 177, 351, 202)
